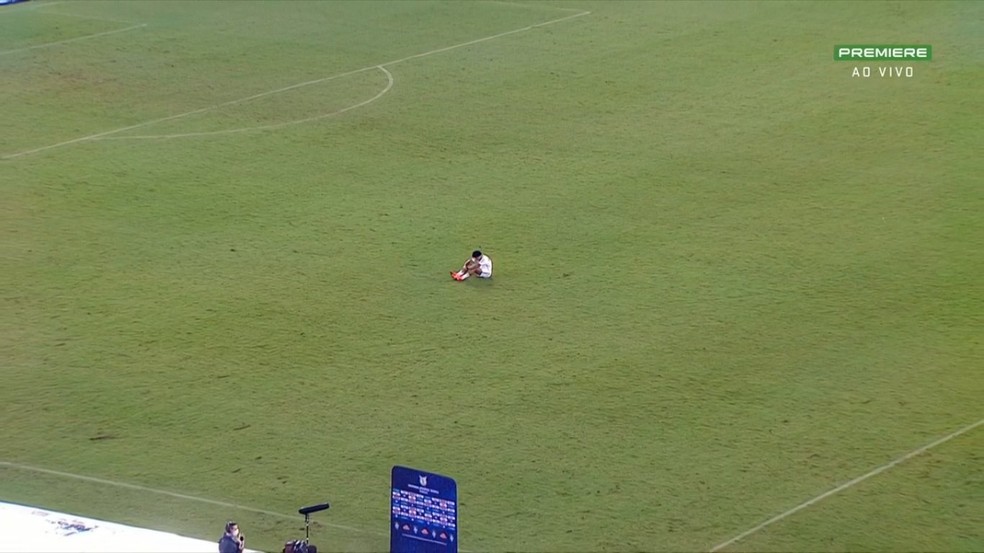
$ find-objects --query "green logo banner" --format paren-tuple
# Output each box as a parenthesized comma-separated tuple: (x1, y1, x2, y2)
(835, 45, 932, 61)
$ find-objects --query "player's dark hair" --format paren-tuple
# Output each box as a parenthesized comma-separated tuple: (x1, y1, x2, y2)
(472, 250, 482, 258)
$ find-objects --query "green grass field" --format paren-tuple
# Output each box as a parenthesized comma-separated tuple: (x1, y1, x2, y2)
(2, 1, 982, 551)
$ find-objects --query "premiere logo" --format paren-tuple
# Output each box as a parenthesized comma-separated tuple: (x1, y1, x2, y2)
(834, 44, 932, 78)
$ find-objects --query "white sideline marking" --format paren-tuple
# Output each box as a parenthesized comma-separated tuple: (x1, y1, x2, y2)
(708, 417, 984, 552)
(0, 460, 385, 537)
(376, 8, 589, 67)
(101, 66, 394, 140)
(1, 8, 590, 159)
(0, 23, 145, 56)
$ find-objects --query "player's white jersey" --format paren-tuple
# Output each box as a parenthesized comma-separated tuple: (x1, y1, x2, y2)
(477, 255, 493, 277)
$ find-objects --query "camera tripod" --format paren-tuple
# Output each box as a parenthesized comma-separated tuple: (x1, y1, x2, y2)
(299, 502, 330, 542)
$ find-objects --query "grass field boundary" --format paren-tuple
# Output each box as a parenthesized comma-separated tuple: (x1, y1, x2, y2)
(99, 66, 394, 140)
(0, 460, 386, 537)
(0, 0, 143, 25)
(0, 23, 146, 57)
(0, 461, 480, 551)
(0, 0, 62, 14)
(1, 5, 589, 159)
(708, 417, 984, 552)
(0, 0, 147, 56)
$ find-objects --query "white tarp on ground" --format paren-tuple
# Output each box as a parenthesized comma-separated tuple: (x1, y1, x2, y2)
(0, 501, 262, 553)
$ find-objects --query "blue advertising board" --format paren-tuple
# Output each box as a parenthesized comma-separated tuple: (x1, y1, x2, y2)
(390, 466, 457, 553)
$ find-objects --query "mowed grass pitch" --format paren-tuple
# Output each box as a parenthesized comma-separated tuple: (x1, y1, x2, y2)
(2, 1, 982, 551)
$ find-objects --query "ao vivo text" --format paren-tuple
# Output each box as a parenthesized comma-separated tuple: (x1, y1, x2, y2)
(852, 66, 914, 78)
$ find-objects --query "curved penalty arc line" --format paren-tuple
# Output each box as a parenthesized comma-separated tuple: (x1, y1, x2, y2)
(99, 65, 394, 141)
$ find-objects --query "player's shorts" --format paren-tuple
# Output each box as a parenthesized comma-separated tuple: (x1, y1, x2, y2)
(477, 270, 492, 278)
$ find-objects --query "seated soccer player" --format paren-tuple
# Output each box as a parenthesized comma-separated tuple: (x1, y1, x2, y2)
(451, 250, 493, 281)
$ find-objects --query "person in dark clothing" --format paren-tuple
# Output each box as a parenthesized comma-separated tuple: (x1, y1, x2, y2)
(218, 521, 245, 553)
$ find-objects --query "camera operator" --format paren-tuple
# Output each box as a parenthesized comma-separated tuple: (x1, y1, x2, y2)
(218, 521, 246, 553)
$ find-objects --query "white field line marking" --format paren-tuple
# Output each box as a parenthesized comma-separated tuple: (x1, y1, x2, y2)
(0, 23, 145, 56)
(101, 66, 394, 140)
(708, 417, 984, 552)
(0, 459, 476, 551)
(0, 460, 385, 537)
(1, 8, 589, 160)
(377, 8, 589, 67)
